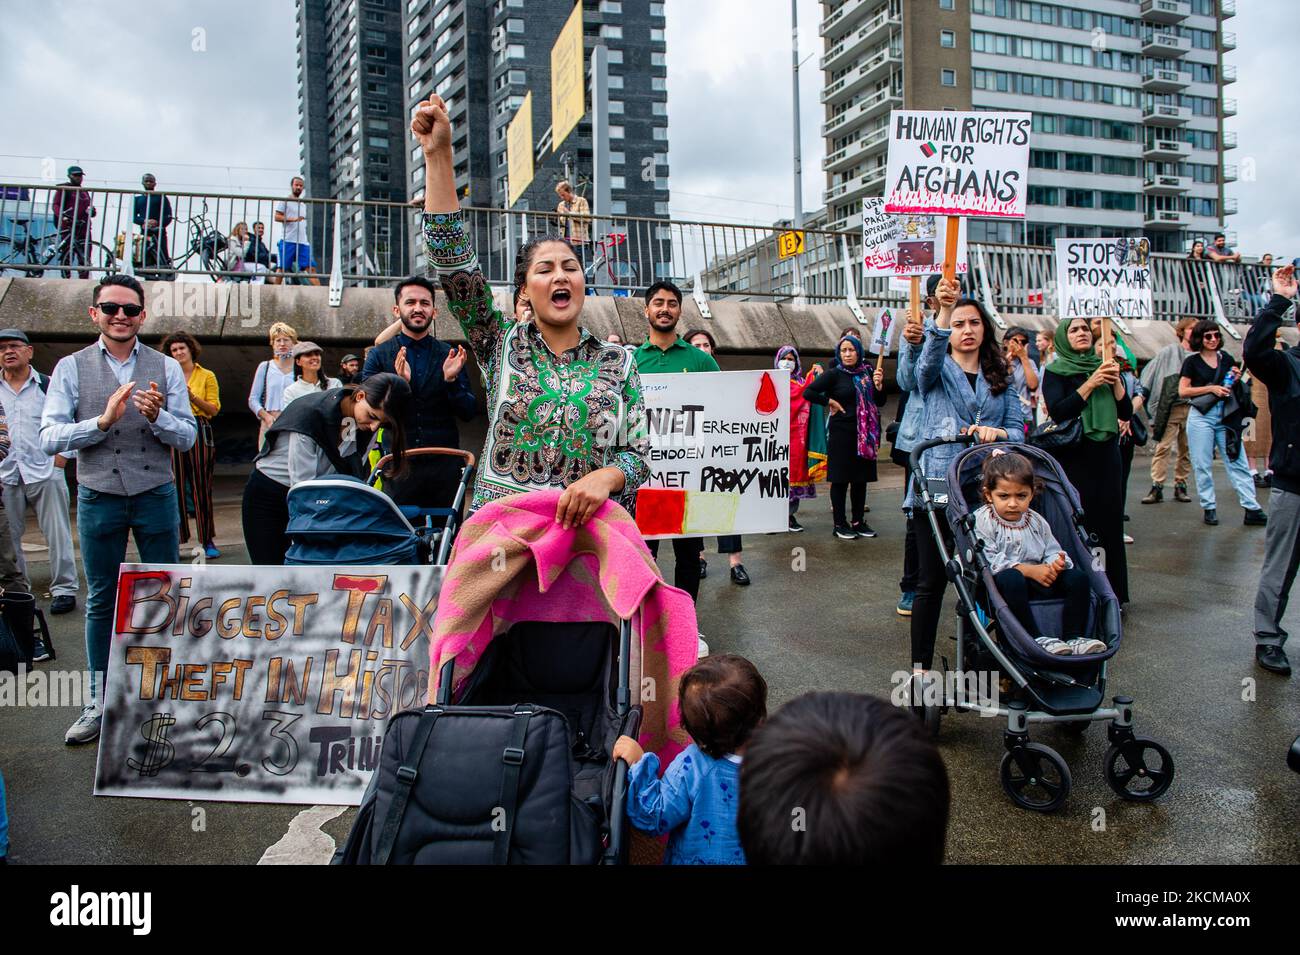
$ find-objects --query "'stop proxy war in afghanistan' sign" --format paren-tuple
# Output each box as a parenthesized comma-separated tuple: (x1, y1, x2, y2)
(884, 110, 1032, 219)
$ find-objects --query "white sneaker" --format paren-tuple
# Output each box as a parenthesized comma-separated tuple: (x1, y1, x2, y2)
(1123, 534, 1134, 544)
(1067, 637, 1107, 655)
(1035, 636, 1071, 656)
(65, 703, 102, 745)
(697, 634, 709, 659)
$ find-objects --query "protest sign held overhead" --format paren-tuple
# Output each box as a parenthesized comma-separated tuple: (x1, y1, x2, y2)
(884, 110, 1032, 219)
(867, 307, 896, 358)
(94, 564, 441, 805)
(1055, 237, 1154, 319)
(636, 370, 790, 539)
(861, 198, 969, 278)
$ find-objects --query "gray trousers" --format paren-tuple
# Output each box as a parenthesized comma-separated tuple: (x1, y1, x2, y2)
(3, 476, 79, 598)
(1253, 485, 1300, 647)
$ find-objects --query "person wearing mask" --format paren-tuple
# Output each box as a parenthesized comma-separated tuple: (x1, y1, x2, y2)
(241, 374, 411, 565)
(159, 332, 221, 560)
(40, 274, 197, 745)
(0, 329, 78, 624)
(1041, 318, 1132, 603)
(1139, 317, 1197, 505)
(635, 285, 719, 634)
(803, 334, 886, 540)
(274, 176, 320, 285)
(282, 341, 341, 407)
(1244, 265, 1300, 676)
(1179, 319, 1267, 527)
(908, 280, 1023, 699)
(52, 166, 95, 280)
(363, 276, 477, 510)
(133, 173, 174, 280)
(338, 354, 363, 385)
(248, 322, 297, 451)
(772, 343, 824, 534)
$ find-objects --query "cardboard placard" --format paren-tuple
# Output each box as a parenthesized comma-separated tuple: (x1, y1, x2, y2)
(1055, 237, 1153, 319)
(862, 198, 969, 278)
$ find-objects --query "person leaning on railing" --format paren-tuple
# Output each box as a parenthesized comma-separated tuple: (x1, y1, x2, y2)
(410, 95, 649, 528)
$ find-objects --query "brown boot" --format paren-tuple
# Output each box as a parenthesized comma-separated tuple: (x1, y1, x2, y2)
(1141, 485, 1163, 504)
(1174, 481, 1191, 503)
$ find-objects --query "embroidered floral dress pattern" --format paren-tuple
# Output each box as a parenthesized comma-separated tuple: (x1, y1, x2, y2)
(423, 211, 649, 512)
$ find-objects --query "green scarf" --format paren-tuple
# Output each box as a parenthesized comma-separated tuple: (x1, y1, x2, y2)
(1051, 319, 1118, 442)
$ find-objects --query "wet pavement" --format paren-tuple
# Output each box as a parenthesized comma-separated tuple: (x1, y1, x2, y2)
(2, 462, 1298, 864)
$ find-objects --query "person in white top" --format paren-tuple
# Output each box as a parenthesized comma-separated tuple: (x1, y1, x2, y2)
(273, 176, 320, 286)
(282, 341, 342, 406)
(248, 322, 298, 450)
(0, 329, 79, 618)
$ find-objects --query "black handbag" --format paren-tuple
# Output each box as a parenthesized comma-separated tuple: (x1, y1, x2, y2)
(1028, 416, 1083, 451)
(1129, 414, 1149, 447)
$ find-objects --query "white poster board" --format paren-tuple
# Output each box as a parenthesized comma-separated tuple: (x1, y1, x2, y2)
(636, 370, 790, 539)
(884, 110, 1032, 219)
(1055, 237, 1153, 319)
(867, 307, 896, 358)
(862, 198, 969, 278)
(94, 563, 441, 805)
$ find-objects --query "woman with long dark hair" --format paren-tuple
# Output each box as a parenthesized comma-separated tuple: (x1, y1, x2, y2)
(1184, 239, 1212, 317)
(804, 334, 886, 539)
(410, 95, 649, 527)
(282, 341, 341, 406)
(240, 374, 411, 564)
(160, 331, 221, 559)
(1040, 318, 1132, 602)
(909, 282, 1024, 688)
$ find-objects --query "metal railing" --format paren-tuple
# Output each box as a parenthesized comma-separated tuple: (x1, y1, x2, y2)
(0, 182, 1267, 324)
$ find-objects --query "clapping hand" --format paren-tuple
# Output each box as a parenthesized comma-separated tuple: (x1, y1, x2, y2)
(394, 346, 411, 382)
(132, 381, 165, 423)
(1273, 264, 1298, 299)
(97, 380, 136, 432)
(443, 344, 467, 382)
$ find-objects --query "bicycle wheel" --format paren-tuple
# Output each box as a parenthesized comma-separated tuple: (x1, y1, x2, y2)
(0, 239, 39, 278)
(89, 241, 118, 278)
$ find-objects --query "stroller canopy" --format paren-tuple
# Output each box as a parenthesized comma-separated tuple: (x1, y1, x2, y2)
(286, 477, 423, 565)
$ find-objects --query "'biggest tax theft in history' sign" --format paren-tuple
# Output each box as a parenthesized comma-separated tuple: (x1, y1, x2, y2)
(884, 110, 1032, 219)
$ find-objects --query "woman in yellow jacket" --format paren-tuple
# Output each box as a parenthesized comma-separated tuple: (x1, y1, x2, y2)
(161, 332, 222, 559)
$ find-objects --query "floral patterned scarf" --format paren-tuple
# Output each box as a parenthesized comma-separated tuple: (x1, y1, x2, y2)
(838, 335, 880, 460)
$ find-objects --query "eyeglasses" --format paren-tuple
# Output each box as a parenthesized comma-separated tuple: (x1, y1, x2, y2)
(1203, 332, 1221, 340)
(96, 302, 143, 318)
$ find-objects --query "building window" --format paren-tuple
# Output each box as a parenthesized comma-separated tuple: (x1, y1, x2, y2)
(655, 200, 669, 215)
(651, 28, 665, 42)
(599, 0, 622, 12)
(607, 49, 623, 64)
(611, 200, 627, 214)
(600, 25, 622, 40)
(652, 101, 667, 116)
(652, 127, 668, 141)
(611, 175, 626, 189)
(608, 74, 624, 89)
(652, 77, 667, 92)
(939, 0, 954, 8)
(610, 125, 625, 139)
(610, 151, 625, 164)
(609, 100, 624, 114)
(650, 2, 665, 16)
(940, 30, 955, 48)
(651, 51, 666, 67)
(941, 69, 956, 87)
(506, 18, 524, 33)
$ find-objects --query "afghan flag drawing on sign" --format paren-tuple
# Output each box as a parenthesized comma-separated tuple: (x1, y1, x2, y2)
(920, 141, 937, 158)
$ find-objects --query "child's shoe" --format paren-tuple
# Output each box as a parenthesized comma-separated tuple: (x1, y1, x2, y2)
(1067, 637, 1107, 655)
(1035, 636, 1071, 655)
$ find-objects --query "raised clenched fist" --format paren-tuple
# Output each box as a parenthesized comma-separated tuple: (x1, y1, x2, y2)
(410, 97, 452, 157)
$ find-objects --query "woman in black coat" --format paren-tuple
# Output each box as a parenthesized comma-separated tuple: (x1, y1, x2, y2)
(803, 333, 886, 540)
(1040, 318, 1132, 603)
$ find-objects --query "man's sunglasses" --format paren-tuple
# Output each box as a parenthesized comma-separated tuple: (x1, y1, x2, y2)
(96, 302, 143, 317)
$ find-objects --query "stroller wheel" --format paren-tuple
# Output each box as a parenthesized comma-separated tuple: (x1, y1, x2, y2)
(999, 743, 1071, 812)
(1104, 737, 1175, 801)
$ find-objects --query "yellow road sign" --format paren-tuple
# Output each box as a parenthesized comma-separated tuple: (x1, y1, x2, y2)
(506, 91, 534, 208)
(551, 2, 585, 151)
(778, 230, 805, 259)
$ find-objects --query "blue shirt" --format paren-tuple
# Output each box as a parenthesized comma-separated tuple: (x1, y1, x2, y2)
(40, 338, 197, 456)
(626, 744, 745, 865)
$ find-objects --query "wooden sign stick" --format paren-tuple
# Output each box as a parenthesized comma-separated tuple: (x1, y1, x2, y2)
(942, 215, 961, 287)
(908, 275, 922, 325)
(1101, 316, 1115, 364)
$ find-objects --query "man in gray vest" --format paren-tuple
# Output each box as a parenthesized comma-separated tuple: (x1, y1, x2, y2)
(40, 274, 197, 744)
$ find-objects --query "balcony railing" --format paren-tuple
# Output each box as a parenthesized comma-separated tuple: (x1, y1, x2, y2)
(1222, 31, 1237, 51)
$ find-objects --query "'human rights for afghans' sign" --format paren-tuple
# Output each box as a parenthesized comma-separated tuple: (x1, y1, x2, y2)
(94, 563, 441, 805)
(884, 110, 1032, 219)
(1055, 237, 1153, 319)
(636, 370, 790, 539)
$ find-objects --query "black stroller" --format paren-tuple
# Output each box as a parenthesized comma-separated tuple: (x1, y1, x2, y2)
(909, 435, 1174, 812)
(367, 447, 476, 565)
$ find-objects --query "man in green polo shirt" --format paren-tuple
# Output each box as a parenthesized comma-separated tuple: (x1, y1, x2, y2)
(632, 281, 719, 657)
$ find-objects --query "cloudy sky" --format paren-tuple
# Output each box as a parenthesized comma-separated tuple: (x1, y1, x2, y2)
(0, 0, 1286, 252)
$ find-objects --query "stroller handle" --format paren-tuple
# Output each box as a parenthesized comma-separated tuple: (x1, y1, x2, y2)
(908, 432, 977, 478)
(373, 447, 477, 470)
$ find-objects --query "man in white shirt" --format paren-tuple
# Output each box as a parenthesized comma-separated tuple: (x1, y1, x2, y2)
(273, 176, 320, 286)
(0, 329, 79, 618)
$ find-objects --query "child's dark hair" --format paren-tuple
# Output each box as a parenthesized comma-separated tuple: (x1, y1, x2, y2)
(737, 692, 950, 865)
(678, 654, 767, 759)
(513, 234, 583, 305)
(980, 450, 1039, 498)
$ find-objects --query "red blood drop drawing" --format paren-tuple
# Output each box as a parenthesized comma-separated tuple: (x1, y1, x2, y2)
(755, 371, 779, 416)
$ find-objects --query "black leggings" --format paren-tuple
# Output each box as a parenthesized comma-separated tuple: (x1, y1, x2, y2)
(241, 468, 291, 565)
(910, 511, 952, 670)
(900, 514, 919, 593)
(992, 566, 1091, 641)
(830, 481, 866, 527)
(647, 537, 704, 602)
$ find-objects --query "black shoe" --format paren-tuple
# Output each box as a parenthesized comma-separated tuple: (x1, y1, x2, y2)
(1255, 472, 1273, 488)
(833, 524, 857, 540)
(31, 636, 52, 663)
(1244, 508, 1268, 526)
(788, 515, 804, 532)
(852, 521, 877, 538)
(50, 595, 76, 615)
(1256, 644, 1292, 675)
(1123, 513, 1131, 522)
(730, 564, 751, 586)
(1141, 485, 1163, 504)
(699, 559, 708, 580)
(1203, 508, 1219, 526)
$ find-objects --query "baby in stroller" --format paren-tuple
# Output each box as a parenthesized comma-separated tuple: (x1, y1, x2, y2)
(973, 451, 1106, 656)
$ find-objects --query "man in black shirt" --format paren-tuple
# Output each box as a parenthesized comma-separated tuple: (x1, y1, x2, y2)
(1244, 265, 1300, 676)
(133, 173, 174, 280)
(362, 276, 476, 509)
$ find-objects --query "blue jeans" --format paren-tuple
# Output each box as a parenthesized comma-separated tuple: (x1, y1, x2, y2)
(78, 483, 180, 700)
(1186, 406, 1260, 512)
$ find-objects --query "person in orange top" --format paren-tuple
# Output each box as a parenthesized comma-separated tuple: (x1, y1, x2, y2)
(160, 332, 221, 559)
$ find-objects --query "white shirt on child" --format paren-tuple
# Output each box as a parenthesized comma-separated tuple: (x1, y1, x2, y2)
(973, 504, 1073, 575)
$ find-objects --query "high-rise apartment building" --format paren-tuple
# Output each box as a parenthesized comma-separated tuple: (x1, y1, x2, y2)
(296, 0, 411, 279)
(401, 0, 670, 273)
(819, 0, 1237, 253)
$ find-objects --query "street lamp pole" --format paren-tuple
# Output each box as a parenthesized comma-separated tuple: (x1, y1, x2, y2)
(791, 0, 806, 304)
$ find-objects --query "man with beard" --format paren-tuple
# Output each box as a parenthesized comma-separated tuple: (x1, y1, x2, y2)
(633, 281, 719, 656)
(274, 176, 320, 285)
(363, 276, 476, 508)
(133, 173, 174, 280)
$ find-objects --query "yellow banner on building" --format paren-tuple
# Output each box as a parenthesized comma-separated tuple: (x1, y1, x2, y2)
(507, 91, 534, 208)
(551, 1, 586, 151)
